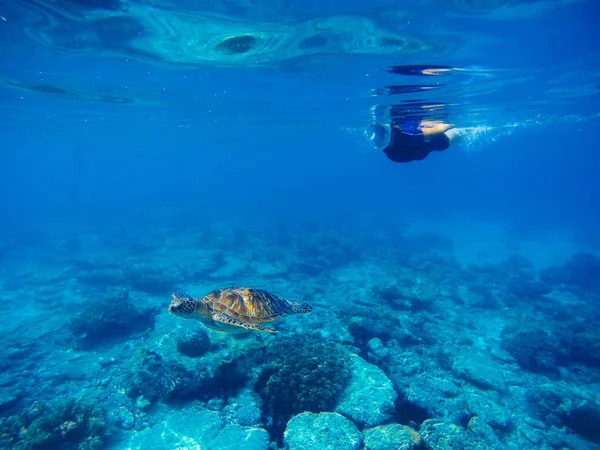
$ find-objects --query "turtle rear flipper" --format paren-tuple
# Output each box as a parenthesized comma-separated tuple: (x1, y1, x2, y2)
(213, 312, 278, 333)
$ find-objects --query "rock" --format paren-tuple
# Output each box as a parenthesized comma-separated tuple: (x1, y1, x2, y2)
(210, 257, 248, 279)
(452, 350, 506, 392)
(335, 355, 397, 427)
(363, 423, 421, 450)
(284, 412, 363, 450)
(135, 395, 151, 410)
(69, 301, 158, 349)
(467, 416, 503, 448)
(367, 338, 389, 359)
(392, 371, 464, 422)
(437, 379, 460, 398)
(193, 409, 269, 450)
(122, 407, 269, 450)
(500, 327, 558, 373)
(118, 406, 135, 430)
(465, 393, 512, 430)
(254, 261, 291, 277)
(224, 389, 262, 427)
(419, 419, 483, 450)
(217, 425, 270, 450)
(207, 398, 225, 411)
(0, 390, 18, 414)
(177, 330, 211, 358)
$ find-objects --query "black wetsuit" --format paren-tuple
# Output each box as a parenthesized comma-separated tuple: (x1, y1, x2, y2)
(383, 127, 450, 163)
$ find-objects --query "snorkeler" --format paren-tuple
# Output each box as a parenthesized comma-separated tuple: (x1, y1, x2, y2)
(368, 120, 459, 163)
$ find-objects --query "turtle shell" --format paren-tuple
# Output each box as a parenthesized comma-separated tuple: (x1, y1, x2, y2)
(203, 287, 312, 325)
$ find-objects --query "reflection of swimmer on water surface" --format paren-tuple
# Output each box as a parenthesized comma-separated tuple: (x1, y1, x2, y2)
(369, 119, 462, 163)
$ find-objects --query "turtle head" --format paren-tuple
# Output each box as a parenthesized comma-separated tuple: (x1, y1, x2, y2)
(169, 292, 196, 319)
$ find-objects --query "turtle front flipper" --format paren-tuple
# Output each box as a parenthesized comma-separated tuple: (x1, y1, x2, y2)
(212, 312, 278, 333)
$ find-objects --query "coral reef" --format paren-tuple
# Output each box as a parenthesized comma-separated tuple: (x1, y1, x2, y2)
(69, 296, 159, 349)
(0, 395, 114, 450)
(126, 349, 211, 402)
(2, 219, 600, 450)
(540, 252, 600, 295)
(257, 336, 351, 418)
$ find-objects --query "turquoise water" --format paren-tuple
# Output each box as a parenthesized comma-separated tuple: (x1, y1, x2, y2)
(1, 1, 600, 449)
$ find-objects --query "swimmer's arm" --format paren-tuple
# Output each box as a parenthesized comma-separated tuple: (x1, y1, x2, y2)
(421, 121, 455, 137)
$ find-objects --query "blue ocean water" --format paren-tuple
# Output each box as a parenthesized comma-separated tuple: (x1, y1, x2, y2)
(1, 0, 600, 449)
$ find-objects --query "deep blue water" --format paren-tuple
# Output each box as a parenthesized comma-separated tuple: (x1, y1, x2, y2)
(1, 0, 599, 242)
(1, 1, 600, 449)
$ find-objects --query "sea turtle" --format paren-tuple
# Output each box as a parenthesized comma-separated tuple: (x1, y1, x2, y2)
(168, 287, 313, 333)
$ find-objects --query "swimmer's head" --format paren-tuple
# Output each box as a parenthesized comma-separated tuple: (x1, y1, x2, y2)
(366, 124, 392, 150)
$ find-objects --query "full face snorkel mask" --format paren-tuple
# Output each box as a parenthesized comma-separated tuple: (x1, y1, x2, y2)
(365, 124, 392, 150)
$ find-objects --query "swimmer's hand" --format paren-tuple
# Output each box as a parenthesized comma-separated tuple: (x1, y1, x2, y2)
(445, 127, 463, 143)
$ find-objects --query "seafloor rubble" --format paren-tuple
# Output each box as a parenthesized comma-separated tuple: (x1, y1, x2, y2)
(0, 219, 599, 449)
